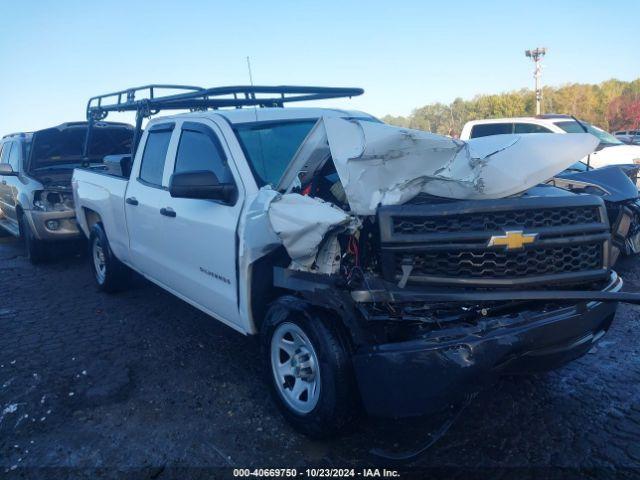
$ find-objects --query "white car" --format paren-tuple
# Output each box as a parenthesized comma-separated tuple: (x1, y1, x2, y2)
(460, 114, 640, 169)
(614, 130, 640, 145)
(72, 85, 639, 438)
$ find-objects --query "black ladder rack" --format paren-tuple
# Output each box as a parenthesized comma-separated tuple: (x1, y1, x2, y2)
(83, 84, 364, 157)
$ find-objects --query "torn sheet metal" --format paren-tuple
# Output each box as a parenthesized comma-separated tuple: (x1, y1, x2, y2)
(237, 187, 283, 332)
(281, 118, 600, 215)
(239, 187, 357, 330)
(268, 193, 358, 269)
(238, 187, 357, 276)
(238, 187, 282, 268)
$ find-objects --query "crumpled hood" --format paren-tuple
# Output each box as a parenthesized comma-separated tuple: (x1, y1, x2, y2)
(281, 118, 600, 215)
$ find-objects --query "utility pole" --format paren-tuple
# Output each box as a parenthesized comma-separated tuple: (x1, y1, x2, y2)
(525, 47, 547, 115)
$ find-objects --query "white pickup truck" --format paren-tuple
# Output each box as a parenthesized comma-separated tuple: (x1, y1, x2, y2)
(72, 85, 640, 438)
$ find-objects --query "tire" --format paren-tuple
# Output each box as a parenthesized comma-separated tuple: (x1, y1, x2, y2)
(88, 222, 129, 293)
(261, 297, 358, 439)
(19, 214, 48, 264)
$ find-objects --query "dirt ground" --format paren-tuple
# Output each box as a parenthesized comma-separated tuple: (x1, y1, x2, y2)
(1, 235, 639, 479)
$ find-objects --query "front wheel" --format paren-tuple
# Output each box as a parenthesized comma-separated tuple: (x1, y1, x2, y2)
(89, 223, 129, 293)
(261, 298, 358, 438)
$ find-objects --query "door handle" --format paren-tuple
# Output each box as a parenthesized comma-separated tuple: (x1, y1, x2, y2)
(1, 180, 6, 185)
(160, 207, 176, 218)
(125, 197, 138, 206)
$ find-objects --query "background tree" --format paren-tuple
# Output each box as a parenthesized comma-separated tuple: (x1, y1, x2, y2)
(384, 78, 640, 137)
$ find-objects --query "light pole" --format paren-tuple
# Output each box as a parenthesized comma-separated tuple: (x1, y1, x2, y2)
(525, 47, 547, 115)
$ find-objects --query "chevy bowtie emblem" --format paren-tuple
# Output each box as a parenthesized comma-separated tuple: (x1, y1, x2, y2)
(487, 230, 538, 250)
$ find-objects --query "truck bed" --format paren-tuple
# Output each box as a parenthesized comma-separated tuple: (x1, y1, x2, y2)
(71, 168, 130, 262)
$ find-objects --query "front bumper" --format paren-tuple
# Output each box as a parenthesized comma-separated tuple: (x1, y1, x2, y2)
(352, 274, 622, 419)
(26, 209, 81, 241)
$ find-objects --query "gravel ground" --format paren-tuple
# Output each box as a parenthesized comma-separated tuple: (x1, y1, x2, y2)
(1, 234, 639, 479)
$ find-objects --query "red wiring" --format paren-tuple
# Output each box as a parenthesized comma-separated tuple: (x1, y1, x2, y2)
(347, 235, 359, 267)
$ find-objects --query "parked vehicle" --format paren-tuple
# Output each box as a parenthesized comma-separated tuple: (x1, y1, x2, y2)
(460, 117, 640, 260)
(73, 85, 640, 438)
(460, 114, 640, 169)
(614, 130, 640, 145)
(0, 122, 133, 262)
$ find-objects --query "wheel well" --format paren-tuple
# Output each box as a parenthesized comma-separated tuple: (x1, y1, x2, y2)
(264, 295, 356, 354)
(16, 204, 24, 235)
(250, 247, 290, 332)
(83, 208, 102, 231)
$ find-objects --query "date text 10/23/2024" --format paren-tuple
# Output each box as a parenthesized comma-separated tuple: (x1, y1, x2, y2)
(233, 468, 401, 478)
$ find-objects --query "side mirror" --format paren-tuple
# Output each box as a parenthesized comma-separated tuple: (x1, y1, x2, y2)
(0, 164, 17, 176)
(169, 170, 236, 202)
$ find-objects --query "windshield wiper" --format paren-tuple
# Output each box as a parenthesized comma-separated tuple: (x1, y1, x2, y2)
(31, 164, 79, 171)
(571, 115, 589, 133)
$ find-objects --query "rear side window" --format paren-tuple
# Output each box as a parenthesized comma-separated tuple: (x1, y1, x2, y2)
(0, 142, 11, 164)
(0, 143, 11, 163)
(139, 128, 172, 186)
(175, 125, 234, 184)
(7, 141, 20, 170)
(514, 123, 552, 134)
(469, 123, 512, 138)
(553, 121, 585, 134)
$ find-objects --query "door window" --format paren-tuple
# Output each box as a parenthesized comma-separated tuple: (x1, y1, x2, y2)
(514, 123, 552, 134)
(139, 127, 173, 186)
(175, 123, 235, 185)
(469, 123, 512, 138)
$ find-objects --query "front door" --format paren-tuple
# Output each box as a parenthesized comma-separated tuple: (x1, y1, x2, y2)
(159, 119, 243, 328)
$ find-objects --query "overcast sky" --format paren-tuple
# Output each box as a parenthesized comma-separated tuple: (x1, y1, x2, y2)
(0, 0, 637, 134)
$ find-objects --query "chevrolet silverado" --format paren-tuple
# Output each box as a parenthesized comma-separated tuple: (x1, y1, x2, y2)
(72, 85, 640, 438)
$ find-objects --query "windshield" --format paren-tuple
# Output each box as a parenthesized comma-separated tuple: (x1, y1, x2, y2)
(29, 125, 133, 170)
(234, 120, 316, 186)
(554, 120, 624, 146)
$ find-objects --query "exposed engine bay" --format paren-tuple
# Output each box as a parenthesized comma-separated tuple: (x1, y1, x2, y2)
(230, 116, 636, 351)
(246, 117, 600, 278)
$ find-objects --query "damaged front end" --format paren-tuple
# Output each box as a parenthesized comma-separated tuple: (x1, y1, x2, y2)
(241, 117, 639, 419)
(551, 164, 640, 262)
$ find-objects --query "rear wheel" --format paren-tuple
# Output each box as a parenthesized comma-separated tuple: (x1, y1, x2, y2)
(19, 214, 48, 264)
(89, 223, 129, 293)
(261, 298, 358, 438)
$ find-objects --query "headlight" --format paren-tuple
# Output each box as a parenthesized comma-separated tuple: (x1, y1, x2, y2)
(550, 177, 609, 196)
(33, 190, 74, 211)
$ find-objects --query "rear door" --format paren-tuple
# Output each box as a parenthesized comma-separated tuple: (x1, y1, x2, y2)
(0, 142, 8, 218)
(124, 122, 176, 279)
(156, 119, 243, 328)
(3, 141, 22, 223)
(0, 142, 16, 223)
